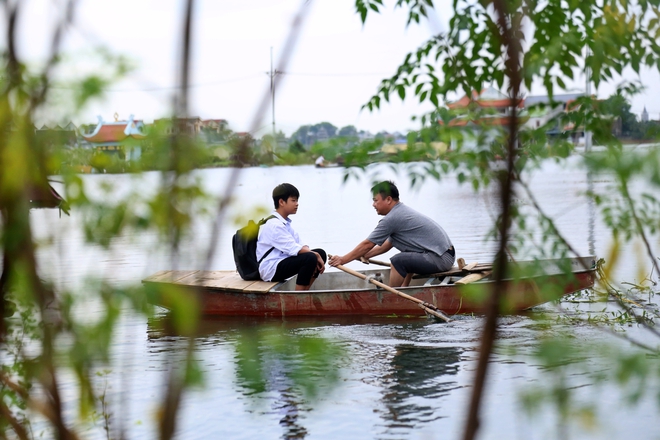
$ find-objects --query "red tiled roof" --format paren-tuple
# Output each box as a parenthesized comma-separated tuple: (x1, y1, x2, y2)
(447, 94, 474, 109)
(84, 125, 126, 142)
(444, 115, 529, 127)
(84, 124, 145, 143)
(448, 89, 524, 110)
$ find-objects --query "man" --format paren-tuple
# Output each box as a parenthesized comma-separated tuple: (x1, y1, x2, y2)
(257, 183, 326, 291)
(329, 181, 454, 287)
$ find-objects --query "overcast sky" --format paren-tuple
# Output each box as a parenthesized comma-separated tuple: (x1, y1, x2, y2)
(14, 0, 660, 136)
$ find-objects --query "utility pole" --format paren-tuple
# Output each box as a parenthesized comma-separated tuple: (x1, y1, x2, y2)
(266, 47, 282, 139)
(585, 47, 592, 152)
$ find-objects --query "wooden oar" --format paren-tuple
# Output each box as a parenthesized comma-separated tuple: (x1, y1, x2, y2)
(411, 263, 493, 279)
(331, 257, 452, 322)
(455, 270, 492, 285)
(360, 256, 493, 283)
(359, 257, 391, 267)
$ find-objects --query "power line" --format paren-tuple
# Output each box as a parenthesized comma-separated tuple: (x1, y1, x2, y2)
(50, 70, 388, 93)
(89, 71, 389, 93)
(67, 20, 265, 94)
(282, 71, 391, 77)
(50, 74, 264, 92)
(64, 19, 392, 95)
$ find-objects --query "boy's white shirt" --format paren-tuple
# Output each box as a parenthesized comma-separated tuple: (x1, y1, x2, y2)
(256, 211, 306, 281)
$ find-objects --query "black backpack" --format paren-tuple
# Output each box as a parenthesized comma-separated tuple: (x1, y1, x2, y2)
(232, 215, 276, 280)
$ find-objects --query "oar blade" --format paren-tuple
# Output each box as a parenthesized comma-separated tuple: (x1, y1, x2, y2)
(418, 303, 452, 322)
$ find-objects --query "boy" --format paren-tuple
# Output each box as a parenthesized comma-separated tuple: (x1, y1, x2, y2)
(257, 183, 326, 290)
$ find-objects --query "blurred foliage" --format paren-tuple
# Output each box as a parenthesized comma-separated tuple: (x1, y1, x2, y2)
(516, 337, 660, 435)
(0, 0, 659, 438)
(0, 5, 341, 440)
(354, 0, 660, 437)
(233, 326, 343, 401)
(288, 139, 306, 154)
(310, 137, 351, 161)
(354, 0, 660, 273)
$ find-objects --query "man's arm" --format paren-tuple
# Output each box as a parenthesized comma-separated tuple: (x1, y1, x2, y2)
(363, 239, 393, 260)
(328, 239, 375, 266)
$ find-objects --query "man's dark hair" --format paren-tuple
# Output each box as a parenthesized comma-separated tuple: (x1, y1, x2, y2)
(272, 183, 300, 209)
(371, 180, 399, 201)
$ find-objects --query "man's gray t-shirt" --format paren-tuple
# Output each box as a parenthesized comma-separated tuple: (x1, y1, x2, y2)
(367, 202, 452, 257)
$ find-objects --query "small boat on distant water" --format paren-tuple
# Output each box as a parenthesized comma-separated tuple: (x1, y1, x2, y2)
(142, 256, 596, 318)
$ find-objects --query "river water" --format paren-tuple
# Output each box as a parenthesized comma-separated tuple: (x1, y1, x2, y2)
(30, 152, 660, 439)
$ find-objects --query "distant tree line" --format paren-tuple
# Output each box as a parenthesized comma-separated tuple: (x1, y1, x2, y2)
(290, 122, 362, 146)
(601, 94, 660, 140)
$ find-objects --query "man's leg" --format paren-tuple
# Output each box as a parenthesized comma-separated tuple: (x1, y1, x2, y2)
(390, 252, 439, 287)
(389, 268, 413, 287)
(389, 266, 405, 287)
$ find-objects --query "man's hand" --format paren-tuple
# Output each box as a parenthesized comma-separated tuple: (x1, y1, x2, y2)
(329, 255, 344, 267)
(329, 240, 375, 267)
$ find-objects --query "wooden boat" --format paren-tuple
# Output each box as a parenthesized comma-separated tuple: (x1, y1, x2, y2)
(142, 256, 597, 318)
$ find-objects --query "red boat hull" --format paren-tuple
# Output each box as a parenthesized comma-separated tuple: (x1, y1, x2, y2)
(145, 271, 595, 317)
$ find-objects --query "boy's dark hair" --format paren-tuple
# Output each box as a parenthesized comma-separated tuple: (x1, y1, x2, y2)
(371, 181, 399, 201)
(272, 183, 300, 209)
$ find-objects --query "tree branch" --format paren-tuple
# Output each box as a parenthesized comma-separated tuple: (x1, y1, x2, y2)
(462, 0, 523, 438)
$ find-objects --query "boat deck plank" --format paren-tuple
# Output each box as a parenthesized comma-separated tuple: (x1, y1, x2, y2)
(197, 271, 278, 293)
(220, 275, 266, 292)
(143, 270, 199, 283)
(240, 280, 280, 293)
(142, 270, 279, 294)
(174, 271, 201, 284)
(455, 270, 492, 285)
(184, 271, 235, 287)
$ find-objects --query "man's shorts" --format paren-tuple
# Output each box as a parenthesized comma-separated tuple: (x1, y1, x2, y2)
(390, 250, 455, 277)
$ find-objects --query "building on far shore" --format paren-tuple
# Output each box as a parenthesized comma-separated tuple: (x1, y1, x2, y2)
(523, 93, 587, 144)
(524, 93, 584, 128)
(35, 122, 79, 150)
(152, 117, 228, 136)
(82, 114, 146, 161)
(444, 86, 527, 150)
(445, 89, 597, 147)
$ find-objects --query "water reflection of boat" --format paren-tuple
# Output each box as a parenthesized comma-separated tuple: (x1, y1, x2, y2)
(377, 345, 462, 435)
(142, 257, 596, 317)
(146, 314, 431, 339)
(145, 314, 341, 440)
